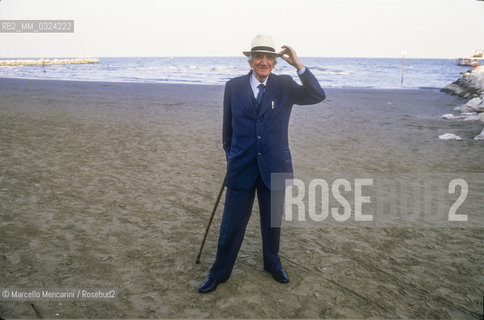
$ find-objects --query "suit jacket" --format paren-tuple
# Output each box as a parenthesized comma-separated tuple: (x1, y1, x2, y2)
(223, 68, 326, 190)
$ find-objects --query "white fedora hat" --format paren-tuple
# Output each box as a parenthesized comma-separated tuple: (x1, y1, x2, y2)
(243, 34, 281, 57)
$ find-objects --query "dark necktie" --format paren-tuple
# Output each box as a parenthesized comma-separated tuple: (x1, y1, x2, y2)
(256, 84, 265, 107)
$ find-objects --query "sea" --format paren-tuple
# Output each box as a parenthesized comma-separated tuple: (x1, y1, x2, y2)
(0, 57, 470, 89)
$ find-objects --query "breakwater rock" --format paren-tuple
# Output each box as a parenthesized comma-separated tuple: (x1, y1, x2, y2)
(441, 66, 484, 98)
(440, 66, 484, 140)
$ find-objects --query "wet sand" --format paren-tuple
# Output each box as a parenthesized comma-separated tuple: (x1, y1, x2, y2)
(0, 78, 483, 318)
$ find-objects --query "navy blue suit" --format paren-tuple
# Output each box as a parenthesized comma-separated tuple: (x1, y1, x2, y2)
(209, 68, 325, 282)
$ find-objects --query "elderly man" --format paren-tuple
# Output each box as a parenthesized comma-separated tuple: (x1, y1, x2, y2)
(199, 34, 326, 293)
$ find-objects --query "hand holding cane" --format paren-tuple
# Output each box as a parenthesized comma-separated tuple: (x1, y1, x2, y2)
(195, 175, 226, 264)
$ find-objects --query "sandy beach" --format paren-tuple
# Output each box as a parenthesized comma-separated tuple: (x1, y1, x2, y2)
(0, 78, 483, 318)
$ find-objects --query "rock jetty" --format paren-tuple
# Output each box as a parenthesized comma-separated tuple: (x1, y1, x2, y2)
(440, 66, 484, 140)
(0, 58, 99, 66)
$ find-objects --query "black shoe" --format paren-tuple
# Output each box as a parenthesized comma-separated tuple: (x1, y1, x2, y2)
(198, 277, 218, 293)
(267, 268, 289, 283)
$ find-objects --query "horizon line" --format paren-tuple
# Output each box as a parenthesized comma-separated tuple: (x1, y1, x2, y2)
(0, 55, 460, 60)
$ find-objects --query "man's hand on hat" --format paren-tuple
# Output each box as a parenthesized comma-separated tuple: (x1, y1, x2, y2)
(279, 45, 305, 72)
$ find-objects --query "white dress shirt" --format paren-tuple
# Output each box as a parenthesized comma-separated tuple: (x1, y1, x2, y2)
(249, 73, 268, 98)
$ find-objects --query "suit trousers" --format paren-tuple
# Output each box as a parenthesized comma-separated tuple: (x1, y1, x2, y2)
(209, 174, 284, 282)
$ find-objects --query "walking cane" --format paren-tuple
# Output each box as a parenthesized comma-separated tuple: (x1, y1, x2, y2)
(195, 175, 226, 264)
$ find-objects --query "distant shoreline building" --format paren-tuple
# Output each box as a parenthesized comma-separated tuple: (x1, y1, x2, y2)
(0, 58, 99, 66)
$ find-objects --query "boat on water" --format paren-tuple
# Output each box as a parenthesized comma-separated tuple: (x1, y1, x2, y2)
(456, 50, 483, 67)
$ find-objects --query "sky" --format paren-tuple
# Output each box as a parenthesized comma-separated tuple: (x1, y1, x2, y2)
(0, 0, 483, 58)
